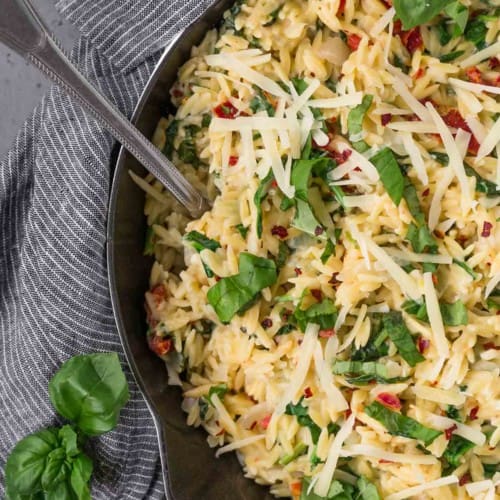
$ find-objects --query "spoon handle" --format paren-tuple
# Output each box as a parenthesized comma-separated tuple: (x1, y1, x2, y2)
(0, 0, 210, 217)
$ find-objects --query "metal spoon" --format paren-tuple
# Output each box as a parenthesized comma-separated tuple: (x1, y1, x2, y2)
(0, 0, 210, 217)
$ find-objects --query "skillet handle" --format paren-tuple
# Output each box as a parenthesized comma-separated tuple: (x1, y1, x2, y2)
(0, 0, 211, 218)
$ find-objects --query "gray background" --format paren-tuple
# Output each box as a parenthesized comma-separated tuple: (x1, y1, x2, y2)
(0, 0, 79, 158)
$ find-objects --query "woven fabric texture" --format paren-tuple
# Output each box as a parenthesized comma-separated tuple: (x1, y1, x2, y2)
(0, 1, 211, 497)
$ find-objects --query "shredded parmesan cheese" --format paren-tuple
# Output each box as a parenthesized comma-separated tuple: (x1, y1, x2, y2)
(339, 444, 438, 464)
(215, 434, 265, 457)
(385, 475, 458, 500)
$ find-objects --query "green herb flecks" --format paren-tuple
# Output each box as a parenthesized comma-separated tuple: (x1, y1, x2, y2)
(207, 253, 277, 323)
(263, 4, 283, 27)
(403, 299, 468, 326)
(443, 435, 475, 467)
(285, 397, 322, 444)
(254, 170, 274, 238)
(178, 125, 201, 167)
(163, 119, 179, 159)
(293, 298, 337, 332)
(365, 401, 442, 446)
(279, 442, 308, 465)
(184, 230, 221, 278)
(250, 86, 275, 116)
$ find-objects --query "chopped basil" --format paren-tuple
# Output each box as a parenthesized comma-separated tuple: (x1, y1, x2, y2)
(465, 165, 499, 197)
(178, 125, 201, 167)
(163, 119, 179, 159)
(483, 462, 497, 478)
(254, 170, 274, 238)
(263, 4, 283, 27)
(278, 442, 307, 465)
(321, 229, 342, 264)
(201, 113, 212, 128)
(370, 148, 405, 206)
(393, 0, 455, 30)
(437, 19, 453, 45)
(144, 226, 155, 256)
(276, 241, 291, 270)
(300, 477, 348, 500)
(235, 223, 249, 238)
(365, 401, 442, 446)
(351, 325, 389, 362)
(221, 0, 244, 32)
(443, 435, 475, 467)
(332, 360, 408, 385)
(403, 299, 468, 326)
(382, 311, 425, 367)
(285, 397, 321, 443)
(464, 16, 488, 48)
(250, 86, 275, 116)
(293, 298, 337, 332)
(291, 77, 308, 95)
(205, 384, 228, 406)
(453, 258, 478, 279)
(184, 231, 221, 252)
(446, 405, 462, 422)
(443, 1, 469, 37)
(357, 476, 381, 500)
(430, 151, 450, 165)
(439, 50, 465, 62)
(275, 324, 295, 336)
(347, 94, 373, 153)
(207, 253, 277, 323)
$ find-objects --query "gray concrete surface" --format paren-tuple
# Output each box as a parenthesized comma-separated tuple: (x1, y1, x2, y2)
(0, 0, 79, 159)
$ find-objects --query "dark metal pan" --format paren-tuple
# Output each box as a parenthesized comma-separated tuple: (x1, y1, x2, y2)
(107, 1, 274, 498)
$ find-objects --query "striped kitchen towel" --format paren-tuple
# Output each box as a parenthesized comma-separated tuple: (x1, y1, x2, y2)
(0, 0, 212, 498)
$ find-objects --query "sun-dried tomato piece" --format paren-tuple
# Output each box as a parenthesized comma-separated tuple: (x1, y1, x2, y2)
(481, 221, 493, 237)
(381, 113, 392, 126)
(213, 101, 239, 119)
(148, 336, 173, 357)
(465, 66, 484, 84)
(469, 406, 479, 420)
(304, 387, 313, 398)
(228, 155, 238, 166)
(445, 424, 458, 440)
(347, 33, 362, 51)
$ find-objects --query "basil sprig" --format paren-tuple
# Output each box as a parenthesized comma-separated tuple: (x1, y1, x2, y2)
(5, 353, 129, 500)
(207, 252, 277, 323)
(365, 401, 442, 446)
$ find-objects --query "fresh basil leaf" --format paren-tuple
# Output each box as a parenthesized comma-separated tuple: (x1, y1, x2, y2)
(276, 241, 291, 270)
(40, 447, 68, 491)
(279, 442, 308, 465)
(406, 223, 438, 253)
(285, 397, 321, 443)
(403, 299, 468, 326)
(292, 199, 325, 238)
(351, 316, 389, 361)
(357, 476, 381, 500)
(370, 148, 404, 206)
(291, 77, 308, 95)
(321, 239, 335, 264)
(207, 253, 277, 323)
(163, 119, 179, 159)
(430, 151, 449, 165)
(402, 179, 425, 225)
(48, 353, 129, 436)
(5, 428, 60, 496)
(394, 0, 454, 30)
(439, 50, 465, 62)
(275, 324, 295, 336)
(57, 426, 79, 459)
(348, 95, 373, 153)
(443, 1, 469, 37)
(44, 479, 75, 500)
(483, 462, 497, 478)
(453, 258, 478, 279)
(250, 87, 275, 116)
(254, 170, 274, 238)
(382, 311, 425, 367)
(365, 401, 442, 446)
(293, 298, 337, 332)
(436, 18, 453, 45)
(332, 360, 409, 385)
(69, 454, 93, 500)
(443, 435, 475, 467)
(464, 16, 488, 48)
(465, 165, 499, 197)
(178, 125, 200, 167)
(184, 231, 221, 252)
(263, 4, 283, 27)
(201, 113, 212, 128)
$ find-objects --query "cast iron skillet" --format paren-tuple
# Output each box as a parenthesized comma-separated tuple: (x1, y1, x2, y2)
(107, 1, 274, 499)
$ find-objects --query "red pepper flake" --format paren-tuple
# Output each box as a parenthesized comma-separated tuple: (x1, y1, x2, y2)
(290, 482, 302, 497)
(319, 328, 335, 338)
(294, 268, 302, 277)
(469, 406, 479, 420)
(484, 342, 500, 350)
(214, 276, 221, 282)
(213, 101, 239, 119)
(172, 88, 183, 98)
(459, 474, 471, 486)
(314, 225, 324, 236)
(347, 33, 362, 51)
(443, 109, 468, 130)
(414, 68, 425, 79)
(337, 0, 346, 14)
(376, 392, 402, 410)
(353, 166, 362, 172)
(422, 188, 430, 197)
(345, 408, 352, 419)
(249, 421, 257, 430)
(445, 423, 458, 440)
(148, 336, 173, 357)
(481, 221, 493, 237)
(381, 113, 392, 126)
(260, 414, 271, 430)
(271, 225, 288, 239)
(432, 273, 438, 286)
(417, 336, 430, 354)
(228, 155, 238, 166)
(311, 289, 323, 301)
(304, 387, 313, 398)
(261, 318, 273, 329)
(333, 148, 352, 165)
(489, 57, 500, 69)
(466, 66, 485, 84)
(378, 459, 394, 464)
(270, 179, 278, 189)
